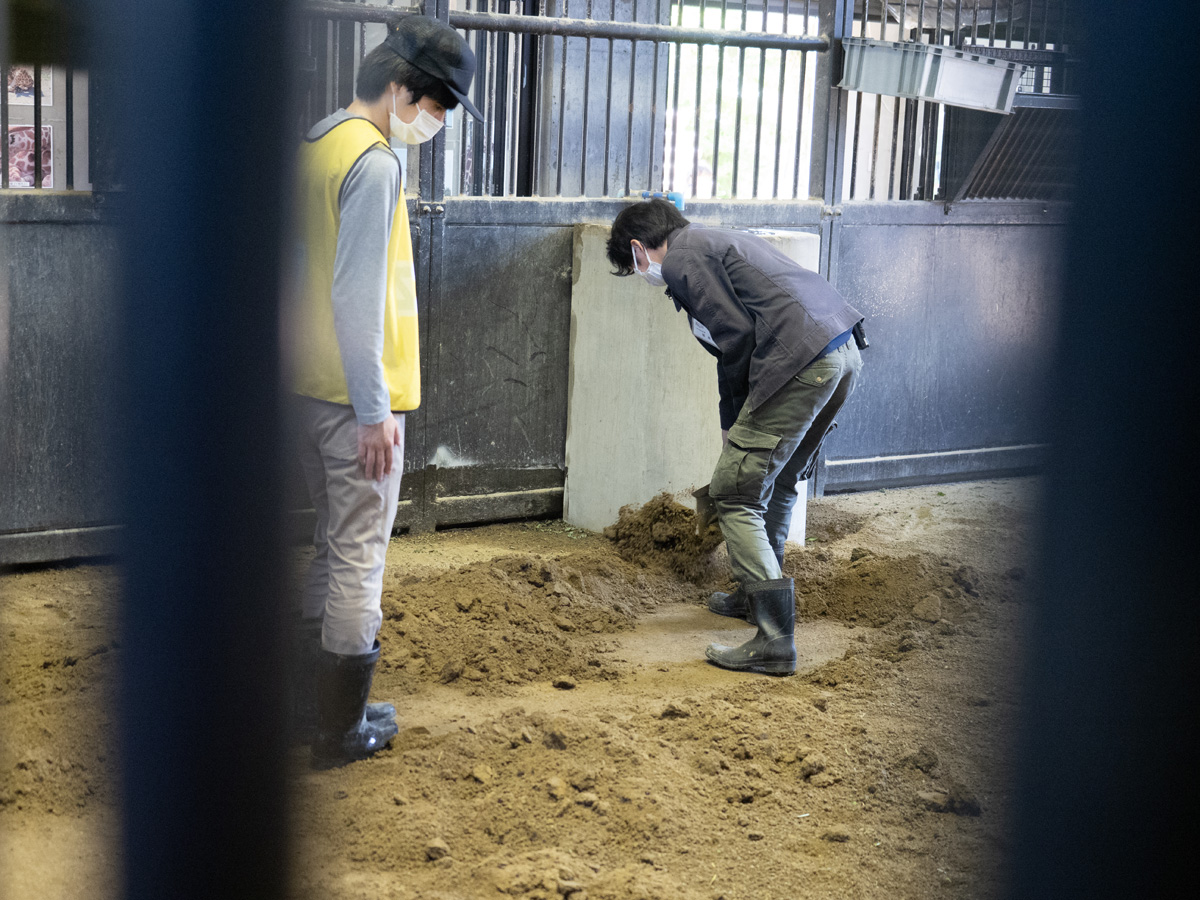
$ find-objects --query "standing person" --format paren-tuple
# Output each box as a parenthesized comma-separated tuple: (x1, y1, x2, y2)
(606, 199, 866, 676)
(289, 16, 481, 767)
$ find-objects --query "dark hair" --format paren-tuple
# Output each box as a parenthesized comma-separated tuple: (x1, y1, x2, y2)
(356, 43, 459, 109)
(606, 199, 690, 276)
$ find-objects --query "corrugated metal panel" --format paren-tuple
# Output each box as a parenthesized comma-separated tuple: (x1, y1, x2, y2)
(956, 103, 1077, 200)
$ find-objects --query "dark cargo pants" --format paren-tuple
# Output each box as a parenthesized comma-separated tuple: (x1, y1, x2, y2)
(710, 340, 863, 586)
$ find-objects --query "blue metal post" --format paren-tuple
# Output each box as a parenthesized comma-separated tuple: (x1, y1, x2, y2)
(93, 1, 295, 897)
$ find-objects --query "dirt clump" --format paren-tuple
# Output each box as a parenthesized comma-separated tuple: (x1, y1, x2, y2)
(603, 492, 723, 582)
(377, 550, 703, 690)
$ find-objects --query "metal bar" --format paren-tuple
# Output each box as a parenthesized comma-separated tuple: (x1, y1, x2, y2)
(647, 0, 664, 192)
(510, 26, 522, 195)
(888, 93, 901, 199)
(625, 0, 639, 197)
(990, 0, 998, 46)
(713, 0, 729, 197)
(34, 65, 43, 188)
(899, 0, 907, 43)
(848, 90, 862, 199)
(534, 0, 547, 195)
(953, 0, 962, 46)
(1023, 0, 1036, 45)
(793, 0, 812, 198)
(302, 1, 829, 49)
(935, 0, 945, 43)
(67, 66, 75, 189)
(556, 7, 566, 194)
(692, 6, 706, 196)
(667, 7, 683, 189)
(580, 0, 594, 196)
(917, 0, 927, 41)
(900, 98, 917, 198)
(972, 0, 980, 42)
(773, 47, 787, 197)
(731, 4, 747, 196)
(602, 0, 616, 196)
(869, 92, 882, 199)
(1, 61, 8, 189)
(771, 0, 790, 198)
(752, 0, 768, 197)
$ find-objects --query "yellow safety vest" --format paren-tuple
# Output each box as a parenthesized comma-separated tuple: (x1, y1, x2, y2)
(292, 117, 420, 411)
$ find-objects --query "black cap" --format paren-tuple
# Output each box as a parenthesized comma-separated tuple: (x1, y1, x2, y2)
(385, 16, 482, 121)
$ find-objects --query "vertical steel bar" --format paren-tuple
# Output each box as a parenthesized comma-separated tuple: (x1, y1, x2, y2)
(511, 29, 522, 195)
(556, 3, 567, 194)
(533, 0, 546, 194)
(868, 1, 884, 195)
(459, 1, 473, 196)
(1039, 0, 1050, 48)
(33, 64, 43, 188)
(751, 0, 768, 197)
(1005, 0, 1014, 47)
(667, 2, 683, 189)
(898, 0, 908, 43)
(624, 0, 640, 197)
(792, 0, 812, 199)
(1, 60, 9, 189)
(712, 0, 729, 197)
(771, 1, 790, 197)
(917, 0, 927, 41)
(935, 0, 945, 43)
(1023, 0, 1035, 45)
(692, 0, 707, 196)
(581, 0, 594, 195)
(848, 91, 861, 199)
(990, 0, 998, 46)
(488, 7, 498, 195)
(953, 0, 962, 47)
(602, 0, 616, 196)
(648, 0, 664, 192)
(731, 2, 748, 197)
(66, 66, 75, 189)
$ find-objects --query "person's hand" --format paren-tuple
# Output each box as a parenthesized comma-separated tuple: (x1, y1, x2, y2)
(721, 429, 729, 446)
(357, 416, 401, 481)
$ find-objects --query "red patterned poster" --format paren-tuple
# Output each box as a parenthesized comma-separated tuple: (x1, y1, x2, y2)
(7, 125, 54, 188)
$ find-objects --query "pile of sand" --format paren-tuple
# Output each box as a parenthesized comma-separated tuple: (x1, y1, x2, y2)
(602, 492, 724, 582)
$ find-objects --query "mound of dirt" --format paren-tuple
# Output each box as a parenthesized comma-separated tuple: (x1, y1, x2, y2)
(377, 552, 703, 689)
(603, 492, 723, 582)
(785, 549, 982, 628)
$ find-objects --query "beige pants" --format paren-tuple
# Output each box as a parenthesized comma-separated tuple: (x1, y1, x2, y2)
(295, 396, 404, 656)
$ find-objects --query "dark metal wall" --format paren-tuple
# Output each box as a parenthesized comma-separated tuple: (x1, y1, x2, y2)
(0, 193, 121, 563)
(821, 201, 1062, 489)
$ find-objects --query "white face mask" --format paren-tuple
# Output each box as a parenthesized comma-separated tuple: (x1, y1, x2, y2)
(632, 241, 666, 287)
(390, 89, 444, 145)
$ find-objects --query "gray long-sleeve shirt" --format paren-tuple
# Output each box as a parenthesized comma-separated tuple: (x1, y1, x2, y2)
(306, 110, 402, 425)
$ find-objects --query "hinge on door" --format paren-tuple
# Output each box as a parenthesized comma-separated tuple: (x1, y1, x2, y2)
(820, 205, 843, 220)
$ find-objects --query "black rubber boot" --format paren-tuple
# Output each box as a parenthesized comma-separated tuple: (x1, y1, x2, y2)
(707, 550, 785, 623)
(292, 619, 395, 745)
(311, 641, 399, 769)
(705, 578, 796, 675)
(707, 586, 751, 620)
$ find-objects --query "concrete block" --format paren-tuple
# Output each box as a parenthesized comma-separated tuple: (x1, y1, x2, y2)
(565, 223, 820, 540)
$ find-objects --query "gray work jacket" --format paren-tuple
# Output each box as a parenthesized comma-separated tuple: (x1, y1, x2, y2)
(660, 224, 864, 430)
